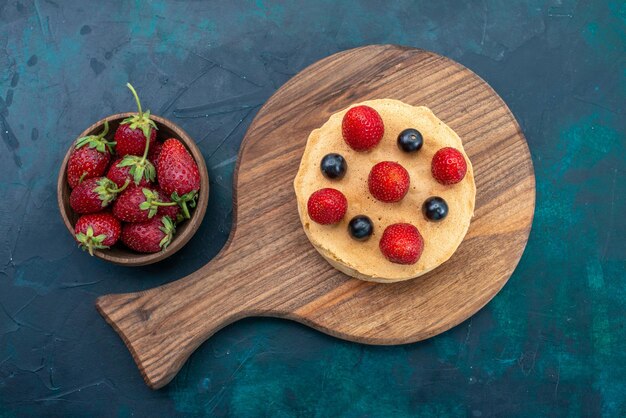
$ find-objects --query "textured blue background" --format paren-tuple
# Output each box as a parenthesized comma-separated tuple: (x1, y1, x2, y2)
(1, 0, 625, 416)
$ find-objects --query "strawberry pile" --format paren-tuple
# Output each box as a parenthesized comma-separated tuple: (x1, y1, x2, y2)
(306, 105, 468, 266)
(67, 83, 201, 255)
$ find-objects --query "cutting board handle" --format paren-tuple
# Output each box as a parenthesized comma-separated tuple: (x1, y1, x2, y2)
(96, 254, 253, 389)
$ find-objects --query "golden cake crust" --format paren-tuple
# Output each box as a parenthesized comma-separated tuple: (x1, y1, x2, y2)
(294, 99, 476, 282)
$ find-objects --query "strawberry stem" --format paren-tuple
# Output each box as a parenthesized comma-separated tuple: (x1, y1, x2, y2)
(127, 83, 152, 165)
(75, 120, 116, 153)
(140, 130, 151, 161)
(126, 83, 143, 117)
(150, 201, 178, 207)
(169, 191, 197, 219)
(98, 120, 110, 139)
(180, 201, 191, 219)
(109, 178, 130, 194)
(120, 83, 157, 144)
(141, 189, 177, 218)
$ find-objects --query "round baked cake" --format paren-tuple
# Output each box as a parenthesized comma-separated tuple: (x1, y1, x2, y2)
(294, 99, 476, 283)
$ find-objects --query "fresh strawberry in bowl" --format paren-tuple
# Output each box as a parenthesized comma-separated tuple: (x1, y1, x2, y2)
(114, 83, 157, 158)
(157, 138, 201, 219)
(121, 215, 176, 254)
(57, 84, 209, 266)
(69, 176, 129, 214)
(74, 212, 121, 256)
(66, 121, 115, 189)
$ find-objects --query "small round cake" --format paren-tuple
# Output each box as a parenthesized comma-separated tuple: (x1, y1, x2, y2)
(294, 99, 476, 283)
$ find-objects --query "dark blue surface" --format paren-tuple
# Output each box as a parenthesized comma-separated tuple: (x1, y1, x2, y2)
(1, 1, 625, 416)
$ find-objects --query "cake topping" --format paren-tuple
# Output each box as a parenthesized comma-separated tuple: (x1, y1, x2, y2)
(368, 161, 410, 203)
(307, 188, 347, 225)
(379, 223, 424, 265)
(320, 153, 347, 180)
(423, 196, 448, 221)
(348, 215, 374, 241)
(341, 105, 384, 151)
(431, 147, 467, 185)
(397, 128, 423, 153)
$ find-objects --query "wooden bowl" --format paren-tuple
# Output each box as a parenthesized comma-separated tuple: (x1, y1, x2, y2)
(57, 113, 209, 266)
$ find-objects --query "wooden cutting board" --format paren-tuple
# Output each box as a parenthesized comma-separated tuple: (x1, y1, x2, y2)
(96, 45, 535, 389)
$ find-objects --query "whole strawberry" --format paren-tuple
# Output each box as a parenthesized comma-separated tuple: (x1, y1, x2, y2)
(121, 215, 176, 253)
(106, 158, 154, 188)
(113, 83, 158, 187)
(112, 187, 162, 223)
(379, 223, 424, 265)
(115, 124, 156, 157)
(431, 147, 467, 185)
(115, 83, 157, 157)
(157, 138, 201, 219)
(70, 177, 129, 214)
(307, 188, 347, 225)
(368, 161, 410, 203)
(67, 121, 115, 188)
(342, 105, 384, 151)
(74, 212, 121, 256)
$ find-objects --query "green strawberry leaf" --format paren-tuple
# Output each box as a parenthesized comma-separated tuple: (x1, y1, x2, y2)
(158, 216, 176, 250)
(119, 112, 158, 140)
(142, 188, 155, 200)
(131, 165, 144, 185)
(121, 115, 135, 125)
(75, 121, 113, 154)
(75, 227, 110, 256)
(140, 188, 160, 218)
(93, 234, 107, 244)
(141, 126, 152, 143)
(144, 161, 156, 182)
(117, 156, 155, 185)
(94, 178, 118, 207)
(117, 156, 141, 167)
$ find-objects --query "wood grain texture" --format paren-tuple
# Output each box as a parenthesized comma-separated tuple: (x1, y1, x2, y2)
(57, 113, 209, 266)
(96, 45, 535, 389)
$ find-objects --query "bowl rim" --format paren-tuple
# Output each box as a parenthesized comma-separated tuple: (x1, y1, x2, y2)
(57, 112, 210, 266)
